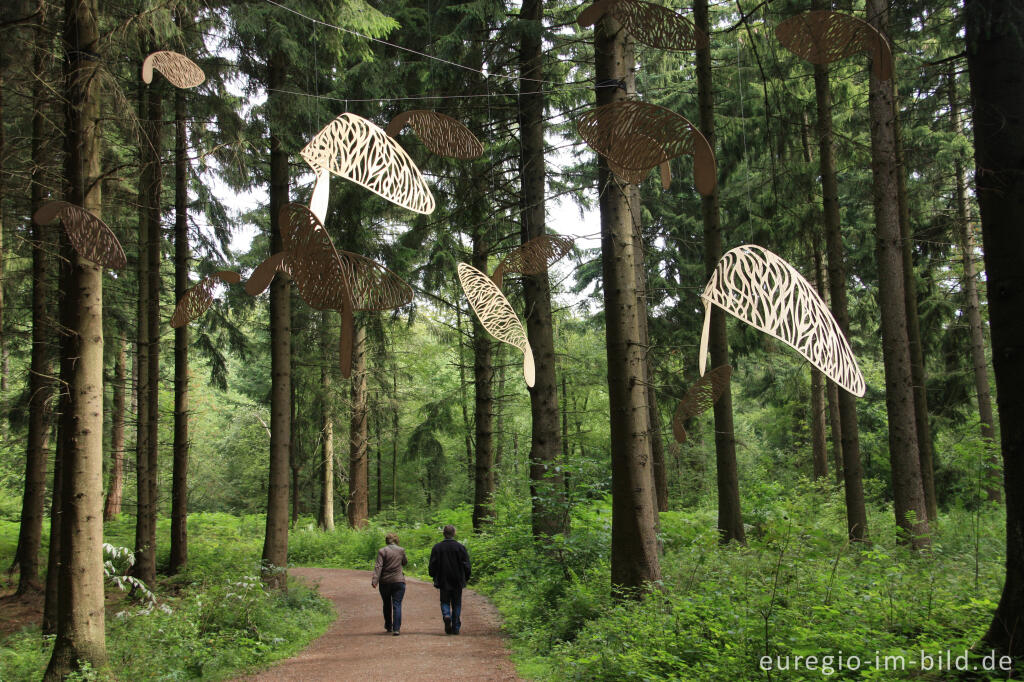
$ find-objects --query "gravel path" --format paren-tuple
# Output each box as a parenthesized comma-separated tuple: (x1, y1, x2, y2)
(237, 567, 522, 681)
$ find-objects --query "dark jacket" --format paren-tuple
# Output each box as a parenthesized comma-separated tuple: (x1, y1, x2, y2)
(372, 544, 407, 587)
(428, 538, 471, 590)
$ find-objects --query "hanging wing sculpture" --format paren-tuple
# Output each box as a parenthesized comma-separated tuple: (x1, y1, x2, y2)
(577, 0, 708, 52)
(141, 51, 206, 88)
(699, 244, 865, 397)
(457, 262, 535, 388)
(577, 100, 717, 195)
(386, 110, 484, 160)
(33, 201, 126, 270)
(490, 234, 574, 289)
(170, 270, 241, 328)
(671, 365, 733, 443)
(775, 10, 893, 81)
(300, 112, 435, 215)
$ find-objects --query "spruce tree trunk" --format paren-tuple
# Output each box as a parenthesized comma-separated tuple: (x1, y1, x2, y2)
(261, 49, 291, 589)
(519, 0, 566, 536)
(133, 80, 156, 585)
(145, 80, 162, 568)
(392, 372, 398, 506)
(170, 83, 189, 573)
(948, 66, 999, 501)
(42, 434, 62, 634)
(695, 0, 744, 544)
(14, 12, 52, 592)
(44, 0, 108, 671)
(812, 56, 867, 539)
(893, 84, 937, 523)
(595, 5, 661, 592)
(103, 338, 126, 521)
(809, 247, 828, 480)
(348, 321, 369, 528)
(470, 229, 495, 530)
(865, 0, 929, 548)
(319, 315, 335, 531)
(965, 0, 1024, 657)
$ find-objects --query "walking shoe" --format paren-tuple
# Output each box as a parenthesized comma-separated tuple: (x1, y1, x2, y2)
(443, 616, 452, 634)
(452, 629, 460, 635)
(393, 630, 400, 636)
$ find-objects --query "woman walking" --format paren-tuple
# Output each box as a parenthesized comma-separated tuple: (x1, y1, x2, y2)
(371, 532, 408, 635)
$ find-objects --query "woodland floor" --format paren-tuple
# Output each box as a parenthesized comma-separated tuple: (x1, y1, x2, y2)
(236, 568, 522, 682)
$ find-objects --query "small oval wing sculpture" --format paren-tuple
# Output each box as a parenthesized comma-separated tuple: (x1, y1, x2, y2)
(336, 250, 414, 312)
(457, 262, 535, 387)
(33, 200, 126, 270)
(300, 112, 436, 215)
(671, 365, 733, 443)
(699, 244, 865, 397)
(491, 234, 574, 289)
(141, 51, 206, 88)
(577, 100, 717, 196)
(170, 270, 241, 328)
(577, 0, 708, 52)
(386, 110, 484, 160)
(775, 10, 893, 81)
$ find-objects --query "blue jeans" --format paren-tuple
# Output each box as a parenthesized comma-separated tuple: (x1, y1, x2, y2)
(439, 587, 462, 632)
(379, 582, 405, 632)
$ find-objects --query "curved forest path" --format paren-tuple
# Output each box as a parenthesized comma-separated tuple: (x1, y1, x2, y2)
(237, 567, 521, 681)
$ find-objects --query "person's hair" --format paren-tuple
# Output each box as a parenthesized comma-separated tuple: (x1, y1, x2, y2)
(442, 524, 456, 539)
(385, 532, 399, 545)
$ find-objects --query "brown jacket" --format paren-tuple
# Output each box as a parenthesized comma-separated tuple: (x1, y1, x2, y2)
(372, 544, 407, 587)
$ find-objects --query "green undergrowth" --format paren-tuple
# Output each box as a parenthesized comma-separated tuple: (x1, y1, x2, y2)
(0, 512, 333, 681)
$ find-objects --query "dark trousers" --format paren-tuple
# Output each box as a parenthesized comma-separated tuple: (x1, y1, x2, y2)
(379, 581, 406, 632)
(439, 587, 462, 632)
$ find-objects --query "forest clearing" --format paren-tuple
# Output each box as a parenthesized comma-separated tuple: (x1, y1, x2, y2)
(0, 0, 1022, 679)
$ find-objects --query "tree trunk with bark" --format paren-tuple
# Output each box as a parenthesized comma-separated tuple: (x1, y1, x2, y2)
(595, 5, 662, 593)
(103, 338, 126, 521)
(145, 78, 162, 570)
(261, 49, 291, 589)
(319, 315, 335, 531)
(170, 80, 189, 574)
(44, 0, 108, 671)
(348, 321, 369, 528)
(865, 0, 929, 548)
(470, 229, 495, 531)
(965, 0, 1024, 657)
(695, 0, 744, 544)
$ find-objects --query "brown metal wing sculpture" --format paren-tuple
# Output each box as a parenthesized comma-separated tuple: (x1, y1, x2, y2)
(386, 110, 484, 160)
(671, 365, 732, 443)
(699, 244, 865, 397)
(577, 100, 717, 195)
(33, 200, 126, 270)
(577, 0, 708, 52)
(141, 51, 206, 88)
(170, 270, 242, 328)
(490, 234, 574, 289)
(300, 112, 435, 215)
(457, 262, 535, 388)
(775, 10, 893, 81)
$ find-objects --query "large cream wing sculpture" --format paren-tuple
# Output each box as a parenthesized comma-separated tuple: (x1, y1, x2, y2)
(33, 200, 126, 270)
(141, 51, 206, 88)
(699, 244, 865, 397)
(457, 262, 535, 388)
(300, 113, 436, 215)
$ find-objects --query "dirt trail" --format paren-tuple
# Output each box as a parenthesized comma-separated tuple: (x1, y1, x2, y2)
(237, 567, 522, 681)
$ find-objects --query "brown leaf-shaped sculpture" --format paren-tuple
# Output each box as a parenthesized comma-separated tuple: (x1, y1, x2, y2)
(775, 10, 893, 81)
(141, 51, 206, 88)
(457, 262, 535, 388)
(170, 270, 242, 328)
(490, 234, 574, 289)
(300, 112, 435, 215)
(244, 252, 291, 297)
(577, 100, 717, 195)
(671, 365, 733, 443)
(577, 0, 708, 52)
(699, 244, 865, 397)
(33, 200, 126, 270)
(386, 110, 484, 160)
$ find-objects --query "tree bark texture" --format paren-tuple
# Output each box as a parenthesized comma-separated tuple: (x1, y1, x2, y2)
(470, 226, 495, 531)
(865, 0, 929, 548)
(695, 0, 744, 544)
(103, 338, 126, 521)
(965, 0, 1024, 657)
(44, 0, 108, 671)
(170, 83, 189, 574)
(319, 316, 335, 531)
(595, 6, 662, 592)
(348, 321, 369, 528)
(145, 79, 162, 567)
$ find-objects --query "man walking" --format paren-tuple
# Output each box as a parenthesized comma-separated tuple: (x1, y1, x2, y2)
(428, 524, 471, 635)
